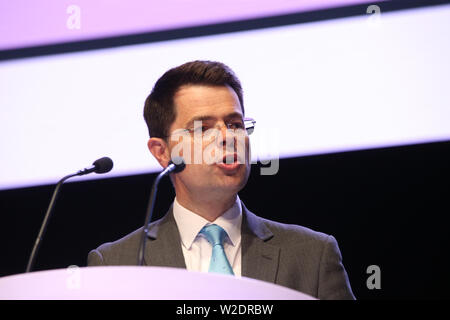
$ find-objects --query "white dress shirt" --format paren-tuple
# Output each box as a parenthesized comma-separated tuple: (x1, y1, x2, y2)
(172, 196, 242, 276)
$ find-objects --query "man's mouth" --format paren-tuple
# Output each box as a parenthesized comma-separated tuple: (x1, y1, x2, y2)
(216, 153, 241, 171)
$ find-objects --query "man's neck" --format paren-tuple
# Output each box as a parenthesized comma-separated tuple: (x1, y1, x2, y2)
(175, 192, 238, 222)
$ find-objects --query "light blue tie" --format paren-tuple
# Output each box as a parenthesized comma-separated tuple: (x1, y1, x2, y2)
(200, 224, 234, 275)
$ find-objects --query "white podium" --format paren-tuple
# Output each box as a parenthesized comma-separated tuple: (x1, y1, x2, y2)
(0, 266, 315, 300)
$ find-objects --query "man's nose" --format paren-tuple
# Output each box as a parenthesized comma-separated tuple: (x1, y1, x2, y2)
(215, 123, 236, 147)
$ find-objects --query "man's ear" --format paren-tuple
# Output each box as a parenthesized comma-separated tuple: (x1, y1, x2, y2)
(148, 137, 171, 168)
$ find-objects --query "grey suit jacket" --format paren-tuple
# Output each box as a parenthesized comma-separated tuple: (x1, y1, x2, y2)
(88, 203, 355, 300)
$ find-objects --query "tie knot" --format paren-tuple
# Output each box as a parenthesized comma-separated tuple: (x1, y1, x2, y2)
(200, 224, 227, 247)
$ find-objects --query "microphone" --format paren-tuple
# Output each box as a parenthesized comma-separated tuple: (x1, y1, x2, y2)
(77, 156, 114, 175)
(137, 157, 185, 266)
(25, 156, 114, 273)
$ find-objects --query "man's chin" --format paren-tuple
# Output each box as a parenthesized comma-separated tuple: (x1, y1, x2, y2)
(175, 162, 250, 195)
(218, 169, 249, 192)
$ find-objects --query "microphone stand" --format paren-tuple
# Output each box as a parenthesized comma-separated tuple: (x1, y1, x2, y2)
(137, 165, 174, 266)
(25, 172, 78, 273)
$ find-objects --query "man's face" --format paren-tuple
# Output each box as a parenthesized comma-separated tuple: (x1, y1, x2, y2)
(166, 84, 251, 198)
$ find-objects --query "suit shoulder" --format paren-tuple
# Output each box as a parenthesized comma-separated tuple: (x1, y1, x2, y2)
(258, 216, 331, 244)
(88, 213, 171, 266)
(95, 226, 143, 254)
(93, 214, 167, 255)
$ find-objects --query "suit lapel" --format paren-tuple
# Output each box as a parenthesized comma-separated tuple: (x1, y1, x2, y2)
(241, 204, 280, 284)
(143, 206, 187, 269)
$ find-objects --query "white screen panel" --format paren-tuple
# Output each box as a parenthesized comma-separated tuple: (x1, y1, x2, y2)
(1, 5, 449, 189)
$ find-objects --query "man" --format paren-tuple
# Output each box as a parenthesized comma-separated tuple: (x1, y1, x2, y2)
(88, 60, 355, 300)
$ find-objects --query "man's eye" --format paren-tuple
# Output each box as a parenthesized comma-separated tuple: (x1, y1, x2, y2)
(192, 126, 209, 133)
(230, 122, 245, 129)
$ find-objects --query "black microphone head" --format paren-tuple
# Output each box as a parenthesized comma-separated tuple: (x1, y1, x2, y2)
(92, 157, 114, 174)
(169, 157, 186, 173)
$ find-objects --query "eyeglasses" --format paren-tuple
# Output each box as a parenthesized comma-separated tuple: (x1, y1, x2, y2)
(166, 117, 256, 139)
(243, 117, 256, 135)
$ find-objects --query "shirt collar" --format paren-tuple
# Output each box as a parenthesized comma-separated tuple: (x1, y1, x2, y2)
(173, 196, 242, 250)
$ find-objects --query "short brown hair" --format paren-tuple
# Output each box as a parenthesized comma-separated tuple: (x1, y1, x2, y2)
(143, 60, 244, 138)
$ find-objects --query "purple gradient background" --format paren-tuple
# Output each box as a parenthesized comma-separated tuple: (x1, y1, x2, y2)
(0, 0, 375, 50)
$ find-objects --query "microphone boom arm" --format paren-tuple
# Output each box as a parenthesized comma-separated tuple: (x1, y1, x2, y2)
(137, 168, 170, 266)
(137, 159, 184, 266)
(25, 172, 78, 273)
